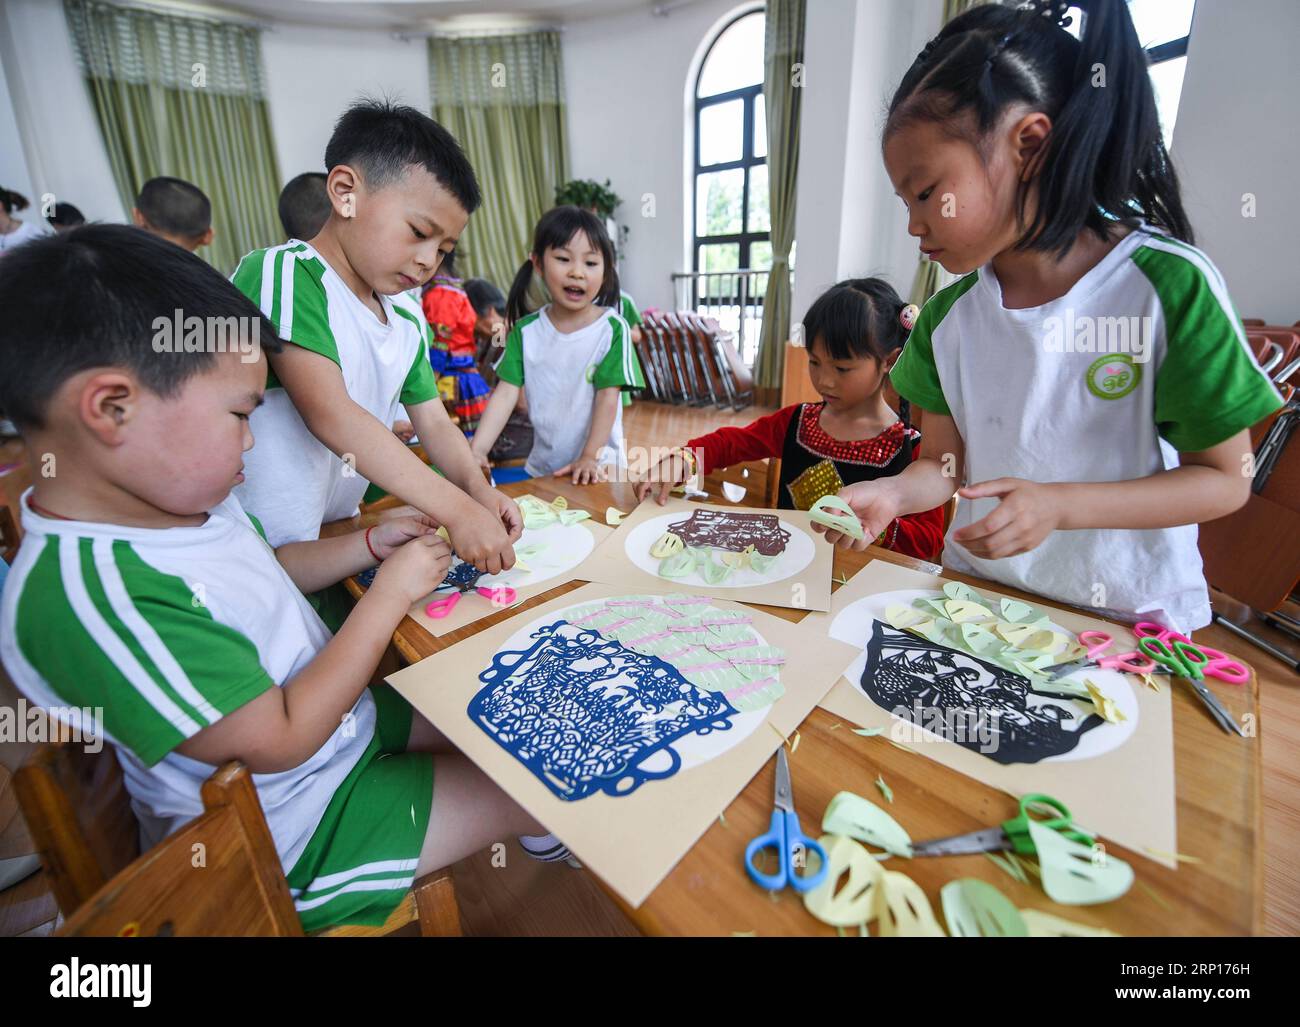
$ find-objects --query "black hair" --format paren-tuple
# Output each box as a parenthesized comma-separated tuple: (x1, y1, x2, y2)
(135, 176, 212, 239)
(278, 172, 330, 240)
(506, 206, 620, 324)
(46, 202, 85, 228)
(885, 0, 1192, 255)
(802, 277, 912, 427)
(324, 100, 481, 214)
(1, 188, 30, 215)
(464, 277, 506, 318)
(0, 225, 280, 431)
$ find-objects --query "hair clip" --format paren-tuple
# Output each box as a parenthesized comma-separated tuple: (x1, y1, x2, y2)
(899, 304, 919, 331)
(1028, 0, 1073, 28)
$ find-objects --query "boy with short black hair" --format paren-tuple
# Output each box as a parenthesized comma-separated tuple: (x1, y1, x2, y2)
(277, 171, 330, 241)
(0, 226, 566, 930)
(232, 101, 520, 572)
(133, 176, 214, 252)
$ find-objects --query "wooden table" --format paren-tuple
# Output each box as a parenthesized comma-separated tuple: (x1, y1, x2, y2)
(339, 478, 1264, 936)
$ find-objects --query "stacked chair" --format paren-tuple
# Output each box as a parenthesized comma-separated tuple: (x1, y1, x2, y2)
(635, 311, 754, 411)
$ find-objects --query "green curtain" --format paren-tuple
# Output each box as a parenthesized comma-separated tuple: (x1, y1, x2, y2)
(753, 0, 806, 394)
(63, 0, 282, 275)
(428, 31, 569, 292)
(907, 0, 1000, 307)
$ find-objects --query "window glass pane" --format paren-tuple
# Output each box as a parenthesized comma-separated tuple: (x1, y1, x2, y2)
(698, 244, 740, 277)
(699, 99, 744, 166)
(753, 92, 767, 159)
(697, 12, 766, 97)
(747, 164, 770, 233)
(1148, 54, 1188, 149)
(696, 168, 744, 237)
(1127, 0, 1194, 49)
(749, 240, 773, 271)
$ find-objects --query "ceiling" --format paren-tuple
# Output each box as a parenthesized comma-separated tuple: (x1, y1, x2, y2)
(217, 0, 682, 31)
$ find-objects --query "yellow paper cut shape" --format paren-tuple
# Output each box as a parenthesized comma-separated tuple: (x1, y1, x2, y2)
(1020, 909, 1121, 937)
(801, 834, 884, 928)
(1082, 678, 1126, 723)
(605, 506, 625, 526)
(885, 603, 927, 629)
(650, 531, 685, 559)
(877, 870, 946, 937)
(944, 599, 995, 624)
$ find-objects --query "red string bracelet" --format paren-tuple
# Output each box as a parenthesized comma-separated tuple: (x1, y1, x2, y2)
(364, 526, 381, 563)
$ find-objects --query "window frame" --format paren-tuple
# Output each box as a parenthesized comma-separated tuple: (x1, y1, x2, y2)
(692, 9, 769, 276)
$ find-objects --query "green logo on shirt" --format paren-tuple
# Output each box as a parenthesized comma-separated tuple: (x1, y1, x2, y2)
(1086, 354, 1141, 400)
(586, 365, 596, 383)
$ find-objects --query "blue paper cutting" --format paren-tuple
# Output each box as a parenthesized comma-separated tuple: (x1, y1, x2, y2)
(469, 619, 740, 800)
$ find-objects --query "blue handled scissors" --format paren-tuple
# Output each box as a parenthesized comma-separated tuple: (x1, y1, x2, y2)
(744, 747, 828, 893)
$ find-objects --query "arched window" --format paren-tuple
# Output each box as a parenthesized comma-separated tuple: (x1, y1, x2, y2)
(692, 9, 768, 278)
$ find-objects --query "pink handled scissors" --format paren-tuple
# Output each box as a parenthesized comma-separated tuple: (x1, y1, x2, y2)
(425, 576, 518, 619)
(1132, 622, 1250, 685)
(1048, 629, 1156, 680)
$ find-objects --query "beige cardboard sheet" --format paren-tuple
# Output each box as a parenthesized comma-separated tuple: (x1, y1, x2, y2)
(818, 560, 1178, 868)
(386, 581, 859, 907)
(575, 497, 834, 612)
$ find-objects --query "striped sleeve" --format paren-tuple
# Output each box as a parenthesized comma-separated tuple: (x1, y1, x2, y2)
(889, 273, 979, 417)
(232, 244, 339, 365)
(493, 319, 527, 386)
(9, 535, 273, 767)
(1134, 239, 1284, 451)
(392, 302, 440, 405)
(592, 313, 646, 390)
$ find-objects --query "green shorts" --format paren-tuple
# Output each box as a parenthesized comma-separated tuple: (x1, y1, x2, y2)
(286, 684, 434, 932)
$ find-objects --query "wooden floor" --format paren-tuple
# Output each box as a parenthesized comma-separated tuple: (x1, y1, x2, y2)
(2, 400, 1297, 936)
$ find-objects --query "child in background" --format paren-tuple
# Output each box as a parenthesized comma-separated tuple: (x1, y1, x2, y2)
(46, 202, 86, 233)
(232, 101, 519, 575)
(278, 171, 331, 242)
(635, 278, 946, 562)
(823, 0, 1282, 630)
(132, 176, 214, 253)
(0, 189, 49, 256)
(421, 251, 490, 436)
(0, 227, 575, 932)
(465, 277, 508, 368)
(470, 206, 645, 483)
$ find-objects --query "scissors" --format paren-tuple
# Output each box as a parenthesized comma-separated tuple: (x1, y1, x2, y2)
(425, 571, 517, 619)
(1048, 629, 1157, 680)
(744, 748, 829, 893)
(911, 793, 1093, 857)
(1132, 622, 1250, 685)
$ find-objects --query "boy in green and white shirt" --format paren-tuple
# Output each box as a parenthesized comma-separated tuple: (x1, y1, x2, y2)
(231, 102, 521, 577)
(0, 225, 564, 931)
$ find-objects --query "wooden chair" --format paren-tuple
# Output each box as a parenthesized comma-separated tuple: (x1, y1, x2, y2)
(15, 739, 461, 937)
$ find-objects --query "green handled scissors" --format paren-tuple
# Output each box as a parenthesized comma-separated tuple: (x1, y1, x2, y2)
(910, 793, 1094, 857)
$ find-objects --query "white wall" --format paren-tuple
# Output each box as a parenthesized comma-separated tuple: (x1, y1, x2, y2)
(791, 0, 941, 321)
(261, 25, 429, 180)
(0, 0, 125, 223)
(0, 50, 35, 206)
(1173, 0, 1300, 324)
(563, 0, 743, 310)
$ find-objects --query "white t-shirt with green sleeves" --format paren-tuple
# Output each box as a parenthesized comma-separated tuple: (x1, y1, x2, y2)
(494, 304, 645, 476)
(231, 240, 441, 546)
(890, 227, 1282, 632)
(0, 491, 376, 872)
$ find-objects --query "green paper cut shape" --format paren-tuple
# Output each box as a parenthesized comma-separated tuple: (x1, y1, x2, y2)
(822, 791, 913, 858)
(999, 597, 1038, 623)
(1026, 817, 1133, 906)
(699, 556, 734, 585)
(658, 550, 698, 579)
(878, 871, 946, 937)
(941, 581, 987, 605)
(808, 494, 865, 540)
(558, 509, 590, 526)
(1029, 676, 1091, 699)
(747, 551, 779, 575)
(960, 622, 1005, 657)
(940, 878, 1029, 937)
(915, 596, 953, 618)
(852, 727, 885, 737)
(875, 774, 893, 804)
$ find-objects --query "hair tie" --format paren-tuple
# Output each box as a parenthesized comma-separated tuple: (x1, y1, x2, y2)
(899, 304, 919, 332)
(985, 29, 1016, 70)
